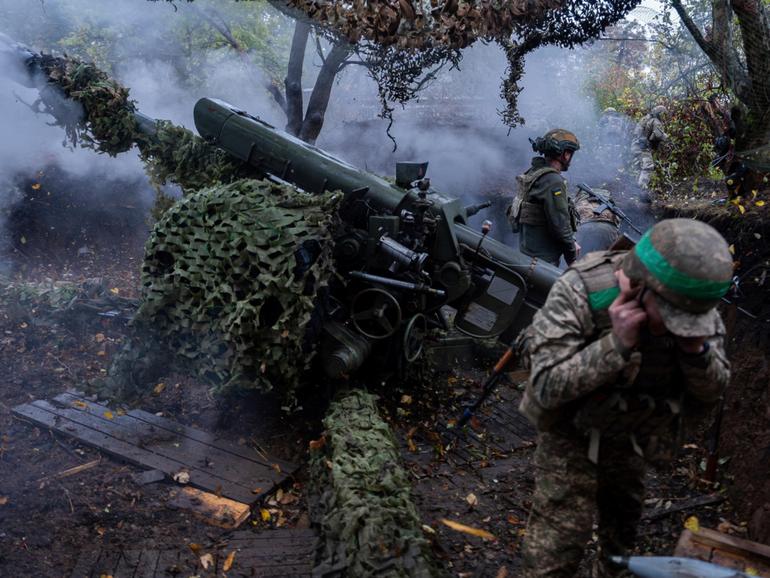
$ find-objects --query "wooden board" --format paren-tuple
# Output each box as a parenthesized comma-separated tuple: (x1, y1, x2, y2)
(69, 529, 317, 578)
(168, 486, 251, 529)
(12, 392, 297, 504)
(675, 528, 770, 577)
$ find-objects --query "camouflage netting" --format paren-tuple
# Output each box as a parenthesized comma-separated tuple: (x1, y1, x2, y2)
(30, 53, 248, 193)
(31, 53, 137, 155)
(309, 390, 440, 577)
(137, 121, 247, 192)
(130, 178, 340, 397)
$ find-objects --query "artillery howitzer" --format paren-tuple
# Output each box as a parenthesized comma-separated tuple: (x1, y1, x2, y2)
(3, 37, 559, 390)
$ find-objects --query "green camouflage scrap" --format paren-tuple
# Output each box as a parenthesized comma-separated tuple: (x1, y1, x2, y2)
(309, 390, 441, 577)
(134, 178, 339, 396)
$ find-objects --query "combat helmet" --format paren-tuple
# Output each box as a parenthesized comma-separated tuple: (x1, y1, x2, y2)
(651, 105, 668, 119)
(622, 219, 733, 336)
(531, 128, 581, 157)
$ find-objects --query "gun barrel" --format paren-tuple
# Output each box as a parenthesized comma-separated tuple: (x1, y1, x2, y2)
(193, 97, 558, 307)
(611, 556, 753, 578)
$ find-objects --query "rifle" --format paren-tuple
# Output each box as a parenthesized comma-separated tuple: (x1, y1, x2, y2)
(576, 182, 643, 236)
(453, 346, 516, 429)
(704, 396, 725, 483)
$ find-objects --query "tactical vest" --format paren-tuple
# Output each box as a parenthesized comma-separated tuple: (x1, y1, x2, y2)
(519, 251, 684, 464)
(507, 165, 559, 232)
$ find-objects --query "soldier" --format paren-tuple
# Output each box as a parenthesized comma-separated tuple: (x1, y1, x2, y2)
(517, 218, 733, 578)
(508, 129, 581, 267)
(574, 187, 621, 255)
(633, 105, 669, 189)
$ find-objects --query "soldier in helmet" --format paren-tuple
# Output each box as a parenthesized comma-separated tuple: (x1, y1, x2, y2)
(518, 218, 732, 577)
(508, 129, 582, 267)
(633, 105, 669, 189)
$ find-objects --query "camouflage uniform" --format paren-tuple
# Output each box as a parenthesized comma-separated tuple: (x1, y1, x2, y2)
(516, 157, 578, 266)
(633, 106, 669, 189)
(518, 219, 732, 578)
(574, 188, 621, 256)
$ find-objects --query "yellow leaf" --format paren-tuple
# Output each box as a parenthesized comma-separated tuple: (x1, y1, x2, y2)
(737, 204, 746, 214)
(746, 567, 758, 576)
(153, 382, 166, 395)
(109, 287, 120, 295)
(465, 493, 479, 507)
(440, 518, 496, 541)
(755, 200, 766, 207)
(103, 410, 114, 420)
(223, 550, 236, 572)
(260, 508, 271, 522)
(751, 189, 758, 198)
(684, 516, 700, 532)
(31, 183, 41, 190)
(200, 553, 213, 570)
(728, 244, 735, 255)
(72, 400, 88, 410)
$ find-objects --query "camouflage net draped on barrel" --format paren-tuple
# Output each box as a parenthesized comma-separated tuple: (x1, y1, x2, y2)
(309, 390, 439, 577)
(31, 53, 243, 192)
(133, 178, 339, 397)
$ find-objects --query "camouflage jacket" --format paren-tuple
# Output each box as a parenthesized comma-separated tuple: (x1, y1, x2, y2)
(519, 252, 730, 459)
(635, 115, 668, 149)
(518, 157, 577, 266)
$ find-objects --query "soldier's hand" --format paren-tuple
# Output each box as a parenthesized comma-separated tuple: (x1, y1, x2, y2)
(609, 274, 647, 350)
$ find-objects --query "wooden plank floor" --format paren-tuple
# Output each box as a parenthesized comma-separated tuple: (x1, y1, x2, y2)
(12, 391, 296, 504)
(69, 529, 317, 578)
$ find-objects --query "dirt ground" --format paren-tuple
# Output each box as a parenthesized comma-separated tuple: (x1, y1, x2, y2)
(1, 173, 766, 577)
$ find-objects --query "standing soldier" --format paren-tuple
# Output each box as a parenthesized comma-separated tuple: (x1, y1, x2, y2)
(508, 129, 581, 267)
(633, 105, 669, 189)
(517, 219, 732, 578)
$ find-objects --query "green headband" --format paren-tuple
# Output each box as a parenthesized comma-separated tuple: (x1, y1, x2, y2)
(634, 231, 731, 300)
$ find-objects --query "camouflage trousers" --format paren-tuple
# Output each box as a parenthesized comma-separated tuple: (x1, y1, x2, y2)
(636, 150, 655, 189)
(520, 428, 646, 578)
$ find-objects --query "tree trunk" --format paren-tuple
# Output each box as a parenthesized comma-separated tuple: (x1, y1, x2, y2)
(285, 21, 310, 137)
(298, 42, 352, 144)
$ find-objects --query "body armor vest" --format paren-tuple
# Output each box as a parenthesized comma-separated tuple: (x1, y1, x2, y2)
(508, 165, 559, 232)
(521, 251, 684, 463)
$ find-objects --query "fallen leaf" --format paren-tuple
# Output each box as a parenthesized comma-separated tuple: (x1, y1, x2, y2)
(421, 524, 436, 534)
(407, 438, 417, 453)
(506, 513, 521, 525)
(153, 382, 166, 395)
(728, 244, 735, 255)
(200, 553, 213, 570)
(756, 200, 766, 207)
(251, 487, 263, 495)
(440, 518, 496, 541)
(271, 463, 282, 474)
(401, 394, 413, 405)
(746, 567, 759, 576)
(96, 526, 106, 537)
(95, 333, 106, 343)
(188, 543, 202, 555)
(109, 287, 120, 295)
(31, 183, 41, 190)
(172, 470, 190, 484)
(223, 550, 236, 572)
(116, 408, 126, 416)
(260, 508, 271, 522)
(103, 410, 114, 420)
(465, 493, 478, 507)
(309, 435, 326, 451)
(684, 516, 700, 532)
(0, 496, 8, 506)
(72, 400, 88, 410)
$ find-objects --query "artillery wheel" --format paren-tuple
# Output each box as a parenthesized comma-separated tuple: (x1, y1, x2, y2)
(402, 314, 427, 363)
(351, 288, 402, 340)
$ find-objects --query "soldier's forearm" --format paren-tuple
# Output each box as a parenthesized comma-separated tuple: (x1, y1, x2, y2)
(531, 332, 630, 409)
